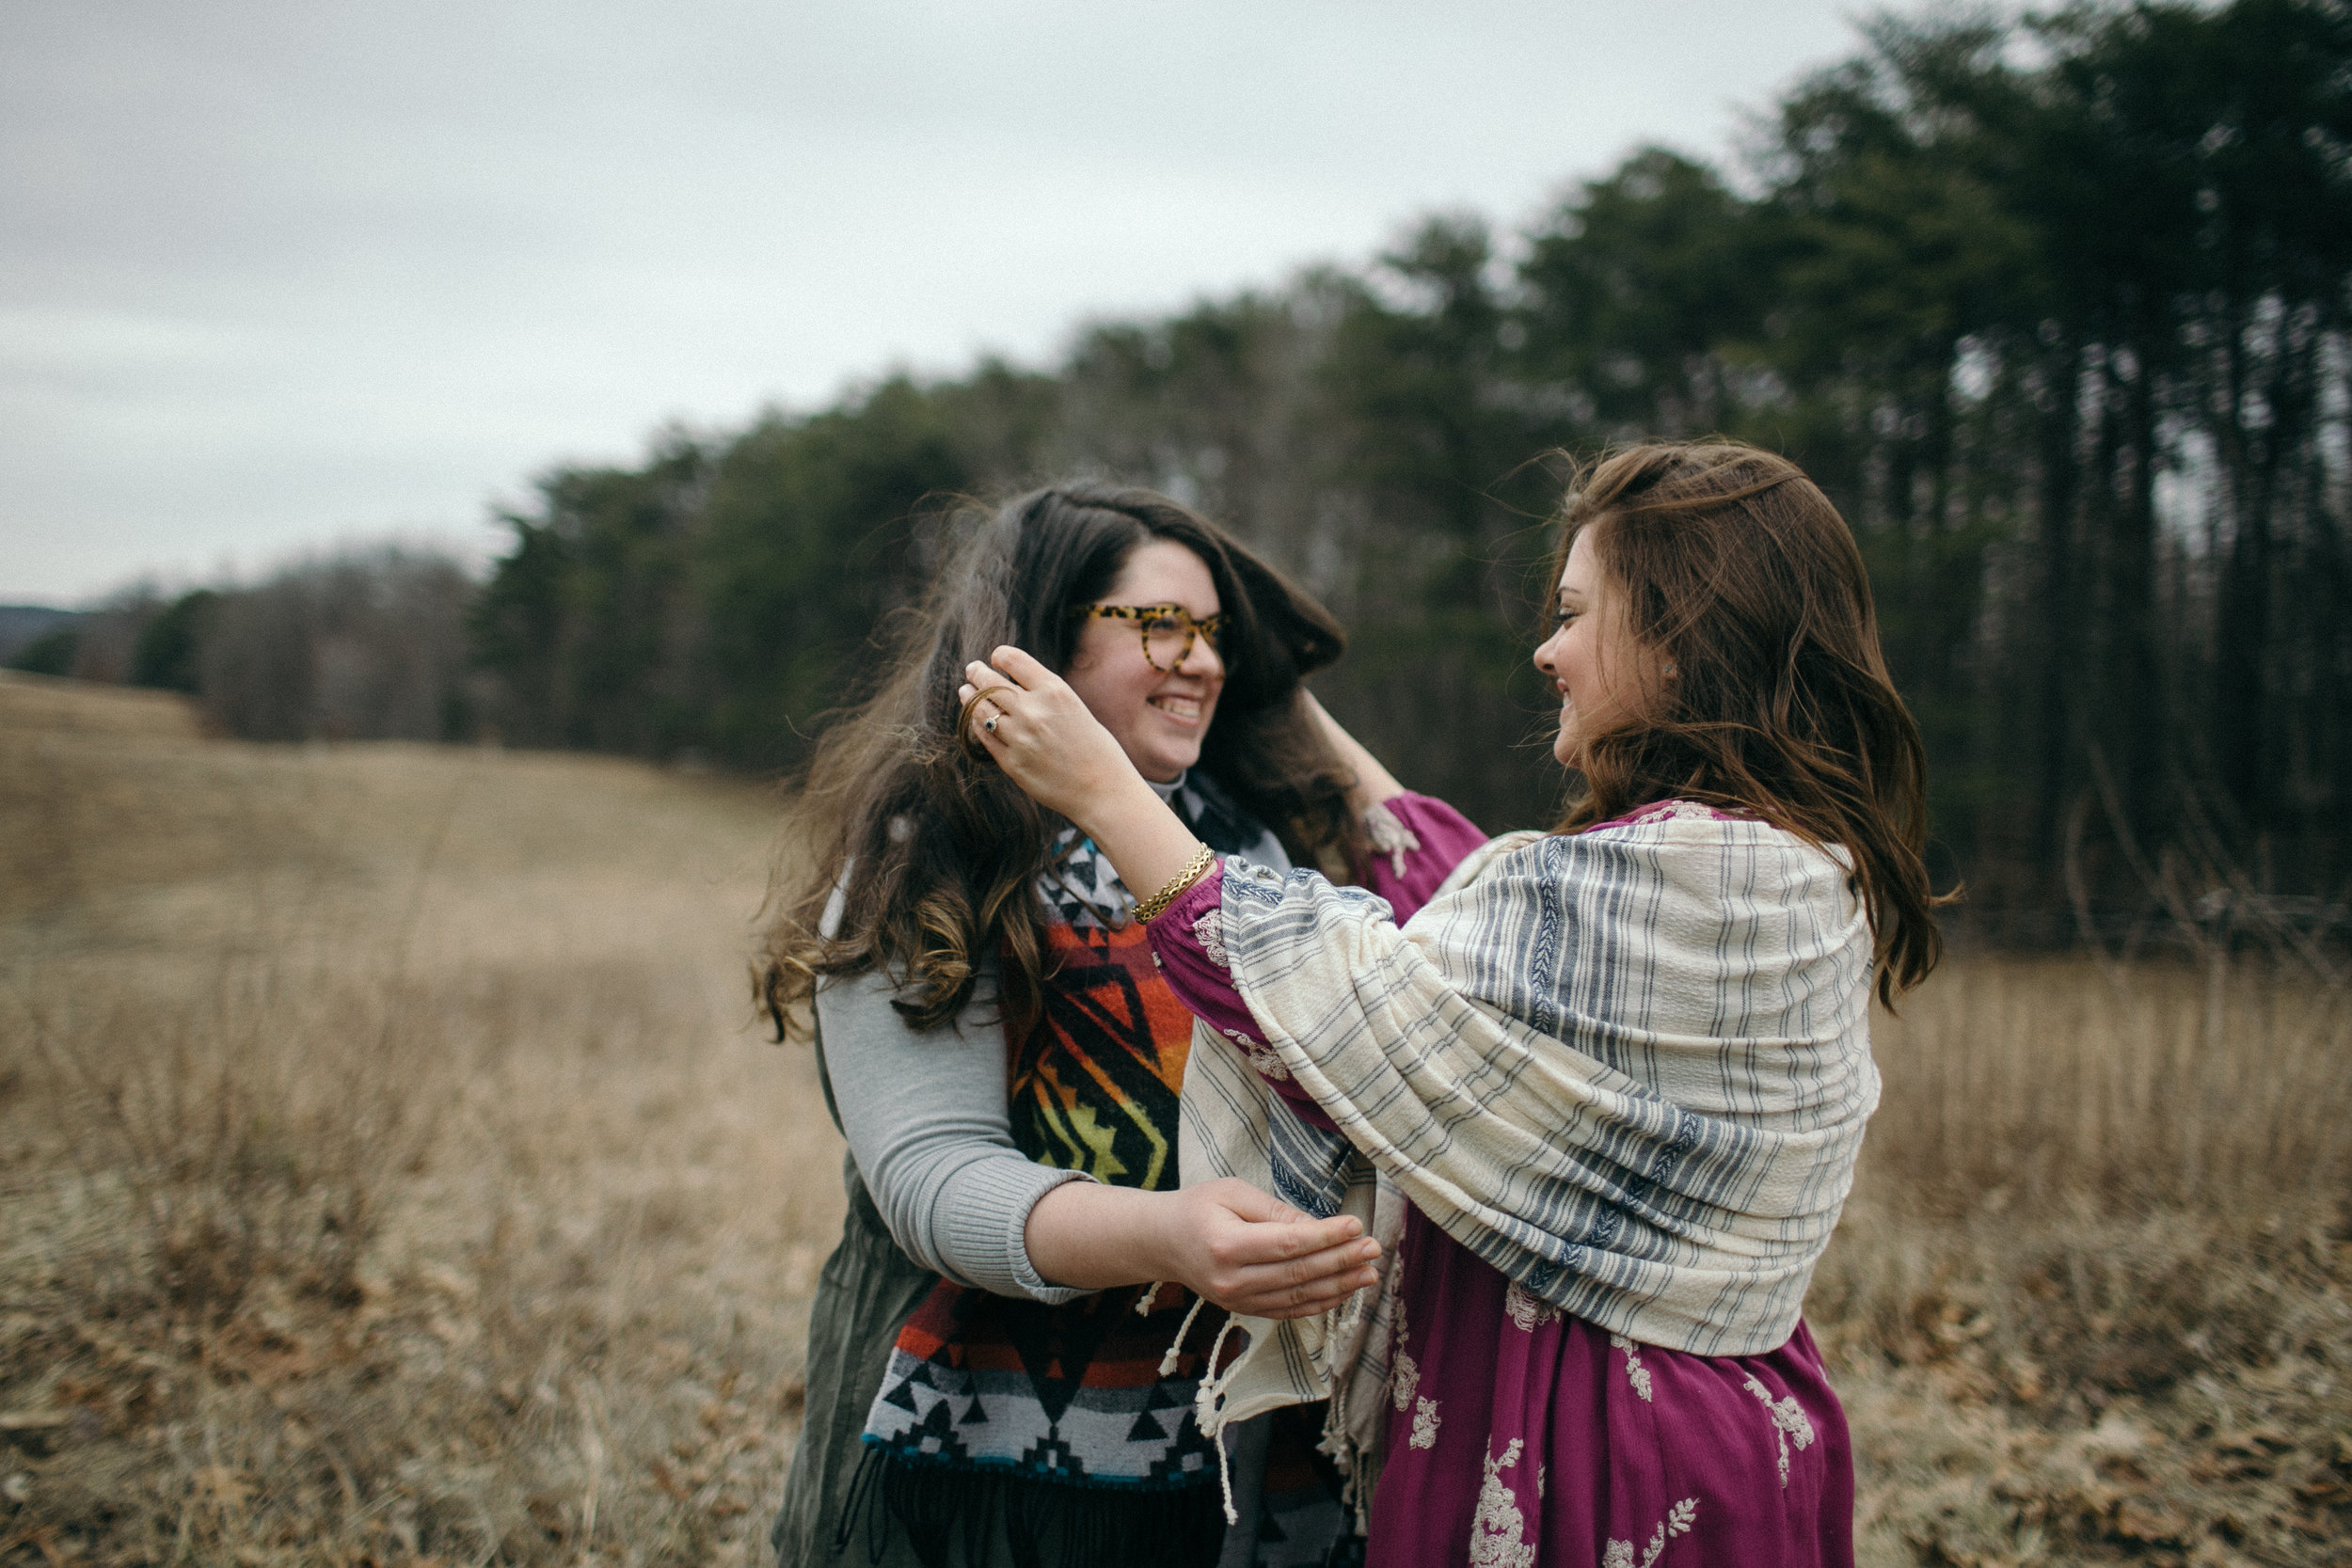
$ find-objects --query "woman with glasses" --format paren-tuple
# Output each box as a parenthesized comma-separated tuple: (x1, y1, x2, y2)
(761, 483, 1452, 1568)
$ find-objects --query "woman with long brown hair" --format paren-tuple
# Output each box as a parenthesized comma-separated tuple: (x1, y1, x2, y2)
(762, 483, 1408, 1567)
(958, 442, 1942, 1566)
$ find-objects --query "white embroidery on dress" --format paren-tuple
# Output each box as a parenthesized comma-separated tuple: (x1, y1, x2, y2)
(1391, 1349, 1421, 1411)
(1361, 800, 1425, 879)
(1408, 1396, 1441, 1449)
(1504, 1281, 1559, 1332)
(1604, 1498, 1697, 1568)
(1228, 1029, 1291, 1081)
(1389, 1299, 1418, 1410)
(1742, 1374, 1816, 1487)
(1467, 1437, 1535, 1568)
(1623, 799, 1737, 826)
(1192, 906, 1230, 969)
(1536, 1465, 1547, 1498)
(1609, 1333, 1654, 1402)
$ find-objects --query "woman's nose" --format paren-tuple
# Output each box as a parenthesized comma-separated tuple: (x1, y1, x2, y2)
(1180, 634, 1224, 678)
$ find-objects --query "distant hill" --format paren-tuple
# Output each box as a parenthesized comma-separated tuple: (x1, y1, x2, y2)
(0, 604, 82, 664)
(0, 667, 203, 745)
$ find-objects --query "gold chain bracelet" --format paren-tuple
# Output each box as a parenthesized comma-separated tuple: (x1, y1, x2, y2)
(1134, 842, 1216, 925)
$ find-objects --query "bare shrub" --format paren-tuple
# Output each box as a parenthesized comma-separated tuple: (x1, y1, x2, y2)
(57, 590, 165, 688)
(199, 546, 476, 743)
(15, 958, 434, 1323)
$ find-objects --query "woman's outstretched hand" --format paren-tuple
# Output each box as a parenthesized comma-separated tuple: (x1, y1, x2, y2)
(959, 647, 1143, 829)
(1025, 1178, 1382, 1322)
(1156, 1179, 1383, 1320)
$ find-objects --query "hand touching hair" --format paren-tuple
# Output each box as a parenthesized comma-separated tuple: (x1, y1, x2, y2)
(757, 483, 1365, 1045)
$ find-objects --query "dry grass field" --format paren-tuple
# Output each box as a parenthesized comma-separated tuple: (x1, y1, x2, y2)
(2, 670, 2347, 1568)
(1824, 961, 2352, 1566)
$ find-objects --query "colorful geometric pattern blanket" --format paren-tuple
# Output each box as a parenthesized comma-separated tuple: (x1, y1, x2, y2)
(850, 775, 1297, 1564)
(1178, 809, 1883, 1487)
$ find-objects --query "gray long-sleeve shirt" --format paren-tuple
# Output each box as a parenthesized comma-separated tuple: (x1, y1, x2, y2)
(818, 955, 1096, 1304)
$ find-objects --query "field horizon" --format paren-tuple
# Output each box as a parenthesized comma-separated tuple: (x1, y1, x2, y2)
(3, 671, 2347, 1567)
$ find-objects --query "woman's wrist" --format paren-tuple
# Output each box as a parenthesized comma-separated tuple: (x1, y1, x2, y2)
(1024, 1181, 1172, 1290)
(1066, 770, 1163, 846)
(1071, 775, 1211, 900)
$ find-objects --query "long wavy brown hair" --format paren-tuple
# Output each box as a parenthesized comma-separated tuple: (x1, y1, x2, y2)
(758, 483, 1366, 1044)
(1549, 441, 1947, 1005)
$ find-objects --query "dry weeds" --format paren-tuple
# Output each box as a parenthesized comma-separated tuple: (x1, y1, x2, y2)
(1820, 961, 2352, 1565)
(2, 670, 2347, 1567)
(1, 673, 843, 1566)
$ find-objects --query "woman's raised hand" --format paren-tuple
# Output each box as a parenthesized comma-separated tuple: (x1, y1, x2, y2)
(962, 646, 1212, 925)
(960, 647, 1143, 827)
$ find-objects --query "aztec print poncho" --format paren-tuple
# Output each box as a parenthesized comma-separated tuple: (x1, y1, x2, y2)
(843, 774, 1327, 1567)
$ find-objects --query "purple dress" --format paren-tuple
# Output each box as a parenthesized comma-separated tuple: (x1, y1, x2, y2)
(1148, 796, 1856, 1568)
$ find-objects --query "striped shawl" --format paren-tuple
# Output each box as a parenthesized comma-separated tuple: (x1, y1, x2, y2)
(1177, 811, 1882, 1482)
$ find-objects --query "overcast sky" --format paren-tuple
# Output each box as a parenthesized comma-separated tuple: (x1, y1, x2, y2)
(2, 0, 1866, 605)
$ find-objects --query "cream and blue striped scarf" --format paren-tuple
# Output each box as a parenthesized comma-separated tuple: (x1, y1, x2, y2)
(1176, 811, 1882, 1491)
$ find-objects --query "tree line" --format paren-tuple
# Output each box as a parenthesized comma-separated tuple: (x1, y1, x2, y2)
(9, 547, 480, 745)
(28, 0, 2350, 942)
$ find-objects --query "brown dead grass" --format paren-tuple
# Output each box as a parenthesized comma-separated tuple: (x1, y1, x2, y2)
(1819, 961, 2352, 1566)
(0, 673, 844, 1566)
(1, 668, 2346, 1567)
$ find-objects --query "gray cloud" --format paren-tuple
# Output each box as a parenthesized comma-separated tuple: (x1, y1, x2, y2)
(2, 0, 1857, 600)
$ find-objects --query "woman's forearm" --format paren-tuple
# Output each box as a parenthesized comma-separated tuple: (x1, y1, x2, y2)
(1023, 1180, 1177, 1289)
(1069, 772, 1213, 908)
(960, 651, 1213, 903)
(958, 648, 1408, 897)
(1301, 691, 1406, 811)
(1066, 698, 1411, 899)
(1024, 1176, 1384, 1320)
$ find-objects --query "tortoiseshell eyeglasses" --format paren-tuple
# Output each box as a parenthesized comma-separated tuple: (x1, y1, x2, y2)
(1069, 603, 1230, 673)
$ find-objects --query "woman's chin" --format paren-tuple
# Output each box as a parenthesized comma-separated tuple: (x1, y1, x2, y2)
(1127, 740, 1203, 784)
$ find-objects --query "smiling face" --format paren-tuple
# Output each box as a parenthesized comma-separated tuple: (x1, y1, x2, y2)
(1532, 526, 1662, 769)
(1062, 538, 1227, 784)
